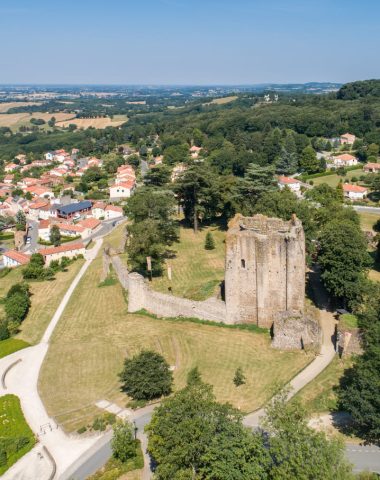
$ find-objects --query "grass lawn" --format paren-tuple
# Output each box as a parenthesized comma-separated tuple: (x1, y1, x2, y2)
(294, 357, 353, 414)
(39, 248, 312, 433)
(0, 394, 36, 475)
(151, 226, 226, 300)
(88, 441, 143, 480)
(312, 168, 363, 188)
(358, 211, 380, 232)
(0, 260, 84, 345)
(0, 338, 30, 359)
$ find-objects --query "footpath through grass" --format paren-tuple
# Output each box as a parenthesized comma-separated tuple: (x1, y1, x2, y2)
(151, 226, 226, 300)
(0, 338, 30, 359)
(39, 244, 311, 433)
(0, 394, 36, 475)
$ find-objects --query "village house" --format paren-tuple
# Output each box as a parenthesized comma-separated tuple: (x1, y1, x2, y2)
(38, 242, 85, 265)
(15, 154, 27, 164)
(18, 177, 39, 188)
(3, 175, 14, 185)
(38, 219, 52, 241)
(343, 184, 368, 200)
(116, 165, 136, 183)
(91, 201, 107, 219)
(50, 167, 68, 177)
(55, 222, 86, 238)
(277, 176, 302, 193)
(109, 180, 135, 200)
(332, 153, 358, 167)
(364, 162, 380, 174)
(88, 157, 103, 168)
(78, 217, 101, 234)
(171, 163, 188, 182)
(340, 133, 356, 145)
(0, 186, 12, 198)
(104, 205, 123, 219)
(25, 186, 55, 200)
(4, 163, 19, 173)
(27, 200, 50, 220)
(2, 250, 30, 268)
(190, 145, 202, 159)
(56, 200, 92, 220)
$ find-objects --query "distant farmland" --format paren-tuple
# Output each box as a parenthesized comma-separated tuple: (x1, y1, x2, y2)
(0, 112, 75, 131)
(0, 101, 42, 113)
(206, 95, 238, 105)
(55, 115, 129, 129)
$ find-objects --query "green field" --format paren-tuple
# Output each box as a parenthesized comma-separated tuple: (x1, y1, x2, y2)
(39, 241, 311, 433)
(312, 167, 363, 187)
(0, 394, 36, 475)
(295, 357, 353, 414)
(151, 226, 226, 300)
(0, 260, 84, 344)
(358, 211, 380, 232)
(0, 338, 30, 359)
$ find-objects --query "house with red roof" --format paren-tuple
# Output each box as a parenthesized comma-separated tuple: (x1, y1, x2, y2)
(104, 205, 123, 219)
(3, 175, 14, 185)
(333, 154, 358, 167)
(364, 163, 380, 174)
(2, 250, 30, 268)
(38, 242, 85, 265)
(109, 180, 135, 200)
(343, 183, 368, 200)
(25, 186, 55, 200)
(340, 133, 356, 145)
(277, 176, 302, 193)
(92, 201, 107, 219)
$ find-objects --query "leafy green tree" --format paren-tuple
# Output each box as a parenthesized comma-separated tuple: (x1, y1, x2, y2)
(264, 391, 353, 480)
(143, 165, 171, 187)
(204, 232, 215, 250)
(238, 163, 276, 213)
(22, 253, 45, 280)
(4, 282, 31, 333)
(186, 367, 202, 386)
(111, 421, 137, 463)
(15, 210, 26, 231)
(50, 225, 61, 247)
(305, 183, 343, 206)
(147, 381, 269, 480)
(126, 219, 167, 276)
(174, 164, 221, 232)
(318, 219, 371, 307)
(163, 144, 189, 165)
(0, 319, 10, 340)
(300, 146, 320, 173)
(119, 350, 172, 401)
(275, 147, 298, 175)
(233, 367, 246, 386)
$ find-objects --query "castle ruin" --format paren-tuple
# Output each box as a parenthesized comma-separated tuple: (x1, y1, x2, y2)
(225, 214, 305, 328)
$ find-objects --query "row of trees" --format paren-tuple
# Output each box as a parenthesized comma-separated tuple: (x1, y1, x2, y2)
(0, 283, 30, 340)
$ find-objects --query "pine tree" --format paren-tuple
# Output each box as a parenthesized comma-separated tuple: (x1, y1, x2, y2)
(233, 367, 246, 387)
(204, 232, 215, 250)
(275, 147, 298, 175)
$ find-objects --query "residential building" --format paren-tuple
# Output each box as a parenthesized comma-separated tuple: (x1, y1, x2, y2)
(277, 176, 302, 193)
(109, 181, 135, 200)
(3, 175, 14, 184)
(343, 184, 368, 200)
(2, 250, 30, 268)
(38, 219, 52, 241)
(104, 205, 123, 219)
(38, 242, 85, 265)
(333, 154, 358, 167)
(364, 162, 380, 174)
(92, 201, 106, 219)
(25, 186, 55, 200)
(340, 133, 356, 145)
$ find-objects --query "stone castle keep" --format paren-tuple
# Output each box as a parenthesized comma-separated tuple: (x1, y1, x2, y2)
(120, 213, 317, 348)
(225, 214, 305, 328)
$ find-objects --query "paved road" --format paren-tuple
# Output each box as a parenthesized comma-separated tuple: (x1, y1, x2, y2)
(353, 205, 380, 214)
(346, 444, 380, 474)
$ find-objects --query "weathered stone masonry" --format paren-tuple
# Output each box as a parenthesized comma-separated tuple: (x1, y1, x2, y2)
(225, 214, 305, 328)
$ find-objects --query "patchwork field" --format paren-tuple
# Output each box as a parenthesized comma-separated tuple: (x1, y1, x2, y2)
(55, 115, 129, 129)
(39, 246, 312, 433)
(0, 112, 74, 131)
(207, 95, 238, 105)
(0, 102, 42, 113)
(0, 260, 84, 345)
(151, 226, 226, 300)
(312, 167, 363, 187)
(0, 394, 36, 475)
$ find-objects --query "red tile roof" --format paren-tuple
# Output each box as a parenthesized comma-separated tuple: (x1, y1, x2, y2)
(278, 176, 300, 184)
(335, 154, 356, 161)
(343, 184, 367, 193)
(105, 205, 123, 213)
(38, 242, 84, 256)
(364, 163, 380, 170)
(3, 250, 30, 265)
(79, 218, 101, 230)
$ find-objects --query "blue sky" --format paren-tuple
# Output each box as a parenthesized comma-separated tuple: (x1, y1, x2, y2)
(0, 0, 379, 84)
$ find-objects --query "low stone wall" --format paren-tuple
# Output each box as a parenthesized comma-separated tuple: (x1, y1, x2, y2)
(128, 272, 227, 323)
(271, 311, 322, 350)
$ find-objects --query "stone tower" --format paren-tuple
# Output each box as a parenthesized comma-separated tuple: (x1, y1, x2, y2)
(225, 214, 305, 328)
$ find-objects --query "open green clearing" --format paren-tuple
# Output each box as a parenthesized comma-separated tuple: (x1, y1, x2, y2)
(39, 239, 312, 433)
(0, 338, 30, 359)
(0, 394, 36, 475)
(312, 167, 364, 187)
(358, 211, 380, 231)
(151, 226, 226, 300)
(0, 260, 84, 345)
(295, 357, 353, 414)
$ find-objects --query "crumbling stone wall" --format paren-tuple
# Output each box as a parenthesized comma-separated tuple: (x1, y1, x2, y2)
(271, 311, 322, 350)
(337, 328, 363, 356)
(128, 272, 226, 322)
(225, 214, 305, 328)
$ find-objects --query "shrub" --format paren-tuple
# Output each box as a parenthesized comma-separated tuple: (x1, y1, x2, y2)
(119, 350, 173, 401)
(0, 320, 10, 341)
(111, 421, 137, 463)
(204, 232, 215, 250)
(77, 426, 87, 434)
(233, 367, 246, 386)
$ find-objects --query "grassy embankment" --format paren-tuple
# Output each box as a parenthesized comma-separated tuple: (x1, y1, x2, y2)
(0, 394, 36, 475)
(312, 167, 363, 187)
(39, 225, 312, 433)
